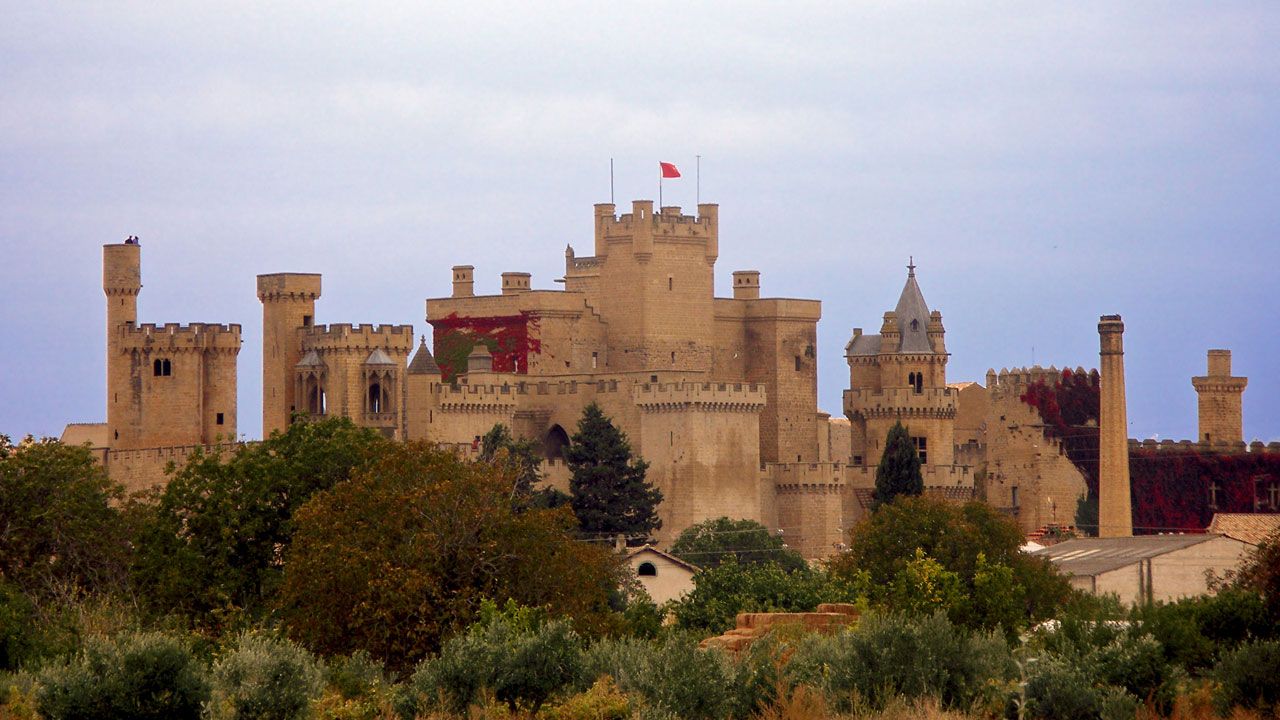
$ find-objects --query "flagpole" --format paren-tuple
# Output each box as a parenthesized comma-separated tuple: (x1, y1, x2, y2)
(658, 163, 663, 209)
(696, 155, 701, 205)
(610, 158, 614, 204)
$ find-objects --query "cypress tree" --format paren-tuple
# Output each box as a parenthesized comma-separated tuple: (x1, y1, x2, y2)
(566, 403, 662, 541)
(872, 421, 924, 509)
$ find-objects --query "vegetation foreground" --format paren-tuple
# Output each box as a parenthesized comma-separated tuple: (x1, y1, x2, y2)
(2, 415, 1278, 720)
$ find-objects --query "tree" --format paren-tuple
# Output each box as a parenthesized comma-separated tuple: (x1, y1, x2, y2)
(670, 558, 865, 633)
(566, 403, 662, 540)
(132, 417, 386, 621)
(828, 495, 1071, 634)
(480, 424, 570, 509)
(0, 436, 130, 598)
(669, 517, 806, 571)
(872, 421, 923, 509)
(278, 442, 622, 672)
(1229, 529, 1280, 623)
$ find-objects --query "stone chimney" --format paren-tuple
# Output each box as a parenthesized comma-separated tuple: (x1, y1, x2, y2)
(466, 343, 493, 374)
(452, 266, 474, 298)
(732, 270, 760, 300)
(501, 272, 531, 295)
(1098, 315, 1133, 537)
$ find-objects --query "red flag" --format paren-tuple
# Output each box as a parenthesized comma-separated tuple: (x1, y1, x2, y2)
(660, 162, 681, 178)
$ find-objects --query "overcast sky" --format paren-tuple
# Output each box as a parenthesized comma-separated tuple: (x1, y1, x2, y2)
(3, 2, 1278, 444)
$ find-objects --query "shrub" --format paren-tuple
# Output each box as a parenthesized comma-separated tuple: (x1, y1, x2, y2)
(408, 603, 583, 715)
(581, 634, 731, 720)
(544, 676, 631, 720)
(35, 631, 210, 720)
(1212, 639, 1280, 714)
(786, 612, 1012, 713)
(325, 650, 388, 702)
(208, 632, 324, 720)
(1092, 632, 1179, 711)
(1022, 657, 1098, 720)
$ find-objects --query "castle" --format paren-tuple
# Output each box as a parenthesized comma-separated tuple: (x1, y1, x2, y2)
(63, 201, 1269, 558)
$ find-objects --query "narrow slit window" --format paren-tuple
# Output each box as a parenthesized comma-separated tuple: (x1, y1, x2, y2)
(216, 412, 224, 425)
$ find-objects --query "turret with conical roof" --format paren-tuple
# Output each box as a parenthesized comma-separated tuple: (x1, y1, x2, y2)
(843, 260, 960, 478)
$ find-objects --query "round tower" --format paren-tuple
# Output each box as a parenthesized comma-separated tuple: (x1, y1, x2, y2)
(103, 241, 141, 447)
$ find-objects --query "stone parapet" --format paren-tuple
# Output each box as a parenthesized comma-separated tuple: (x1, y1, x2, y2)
(844, 386, 957, 420)
(117, 322, 242, 352)
(633, 381, 766, 412)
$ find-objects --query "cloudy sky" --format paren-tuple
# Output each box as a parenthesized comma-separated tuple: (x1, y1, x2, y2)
(3, 2, 1278, 443)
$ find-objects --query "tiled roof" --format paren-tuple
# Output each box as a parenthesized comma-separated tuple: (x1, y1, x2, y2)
(894, 272, 932, 353)
(407, 339, 441, 375)
(1208, 513, 1280, 546)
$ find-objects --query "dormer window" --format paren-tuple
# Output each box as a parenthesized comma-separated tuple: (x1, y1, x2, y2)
(910, 319, 920, 331)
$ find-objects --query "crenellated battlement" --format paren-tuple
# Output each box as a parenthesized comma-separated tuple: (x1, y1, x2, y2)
(302, 323, 415, 352)
(844, 386, 957, 420)
(1128, 438, 1280, 455)
(768, 461, 848, 491)
(117, 322, 242, 351)
(256, 273, 322, 301)
(986, 365, 1092, 400)
(592, 200, 720, 258)
(634, 381, 766, 412)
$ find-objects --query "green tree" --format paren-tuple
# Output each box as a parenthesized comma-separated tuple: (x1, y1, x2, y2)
(0, 436, 130, 598)
(1230, 529, 1280, 624)
(670, 558, 866, 633)
(480, 424, 570, 510)
(566, 403, 662, 540)
(872, 421, 923, 508)
(669, 517, 806, 571)
(829, 495, 1071, 634)
(132, 417, 386, 622)
(278, 442, 622, 672)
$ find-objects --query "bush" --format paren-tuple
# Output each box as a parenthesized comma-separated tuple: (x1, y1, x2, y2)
(670, 559, 862, 634)
(35, 631, 210, 720)
(581, 634, 731, 720)
(1022, 657, 1098, 720)
(325, 650, 388, 702)
(786, 612, 1012, 713)
(1212, 639, 1280, 714)
(544, 676, 632, 720)
(208, 632, 324, 720)
(407, 603, 583, 715)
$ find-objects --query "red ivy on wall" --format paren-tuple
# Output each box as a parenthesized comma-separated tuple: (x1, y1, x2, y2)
(1021, 368, 1280, 534)
(430, 313, 542, 381)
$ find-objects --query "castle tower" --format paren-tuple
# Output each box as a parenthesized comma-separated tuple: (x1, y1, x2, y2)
(1098, 315, 1133, 537)
(1192, 349, 1247, 446)
(844, 262, 955, 468)
(257, 273, 321, 436)
(103, 241, 141, 446)
(591, 200, 719, 372)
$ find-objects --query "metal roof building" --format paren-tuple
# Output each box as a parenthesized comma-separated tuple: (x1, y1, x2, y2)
(1033, 534, 1252, 604)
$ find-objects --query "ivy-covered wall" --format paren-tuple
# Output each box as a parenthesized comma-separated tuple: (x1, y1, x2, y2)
(430, 313, 542, 381)
(1020, 369, 1279, 534)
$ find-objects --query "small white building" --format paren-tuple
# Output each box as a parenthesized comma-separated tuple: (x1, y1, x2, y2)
(626, 545, 699, 606)
(1033, 534, 1252, 605)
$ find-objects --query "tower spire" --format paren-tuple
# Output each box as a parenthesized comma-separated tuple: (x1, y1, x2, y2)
(907, 256, 916, 277)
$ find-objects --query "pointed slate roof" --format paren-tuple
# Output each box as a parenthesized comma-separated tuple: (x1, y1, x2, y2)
(365, 348, 397, 366)
(894, 265, 933, 353)
(407, 337, 441, 375)
(295, 349, 325, 368)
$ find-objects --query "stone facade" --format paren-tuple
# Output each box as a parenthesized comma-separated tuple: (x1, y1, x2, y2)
(1193, 349, 1247, 446)
(96, 241, 242, 492)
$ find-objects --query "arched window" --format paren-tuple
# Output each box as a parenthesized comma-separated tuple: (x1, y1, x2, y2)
(637, 562, 657, 577)
(305, 376, 326, 415)
(163, 359, 172, 376)
(543, 425, 570, 462)
(368, 382, 383, 413)
(154, 359, 163, 376)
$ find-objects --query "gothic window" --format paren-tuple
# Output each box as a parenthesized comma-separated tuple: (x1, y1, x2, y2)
(910, 319, 920, 331)
(368, 383, 383, 413)
(163, 359, 171, 376)
(543, 425, 570, 462)
(153, 359, 172, 376)
(305, 376, 326, 416)
(154, 359, 162, 376)
(637, 562, 657, 577)
(912, 436, 928, 464)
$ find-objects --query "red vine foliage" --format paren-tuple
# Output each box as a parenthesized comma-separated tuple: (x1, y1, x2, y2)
(430, 313, 543, 381)
(1020, 368, 1280, 534)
